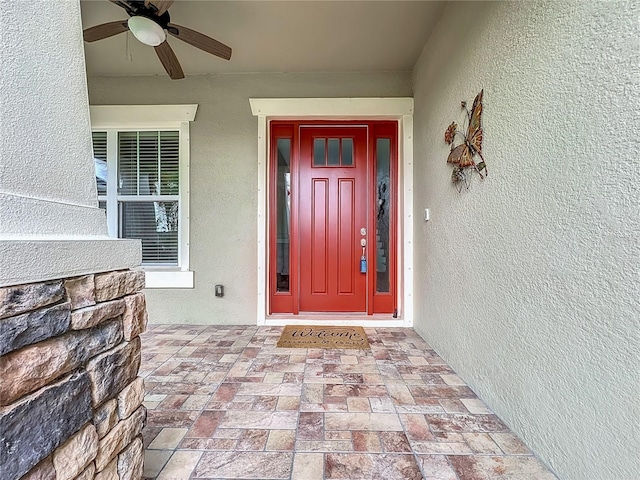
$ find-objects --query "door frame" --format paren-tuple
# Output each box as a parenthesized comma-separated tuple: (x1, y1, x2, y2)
(250, 97, 414, 327)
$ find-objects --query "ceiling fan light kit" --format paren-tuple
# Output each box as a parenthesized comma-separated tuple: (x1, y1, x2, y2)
(127, 16, 166, 46)
(83, 0, 232, 79)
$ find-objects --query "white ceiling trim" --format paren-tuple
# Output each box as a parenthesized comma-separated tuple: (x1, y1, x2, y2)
(90, 104, 198, 128)
(249, 98, 414, 118)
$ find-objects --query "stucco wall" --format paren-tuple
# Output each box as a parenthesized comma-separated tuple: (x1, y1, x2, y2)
(1, 0, 101, 217)
(88, 72, 412, 324)
(0, 0, 140, 286)
(412, 2, 639, 480)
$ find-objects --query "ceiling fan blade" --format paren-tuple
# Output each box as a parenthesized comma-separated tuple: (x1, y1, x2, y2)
(154, 41, 185, 79)
(83, 21, 129, 42)
(145, 0, 174, 16)
(167, 23, 232, 60)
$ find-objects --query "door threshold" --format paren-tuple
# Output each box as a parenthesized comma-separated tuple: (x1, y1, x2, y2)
(265, 313, 406, 328)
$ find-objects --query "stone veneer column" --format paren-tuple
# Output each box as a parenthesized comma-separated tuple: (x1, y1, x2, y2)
(1, 271, 148, 480)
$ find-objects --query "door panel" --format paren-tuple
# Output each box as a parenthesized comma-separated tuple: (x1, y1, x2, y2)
(299, 127, 367, 312)
(311, 179, 328, 294)
(337, 179, 355, 295)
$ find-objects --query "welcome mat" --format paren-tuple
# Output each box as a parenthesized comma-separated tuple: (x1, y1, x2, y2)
(276, 325, 370, 349)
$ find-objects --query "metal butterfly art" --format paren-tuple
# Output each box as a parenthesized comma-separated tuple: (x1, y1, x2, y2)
(445, 90, 487, 191)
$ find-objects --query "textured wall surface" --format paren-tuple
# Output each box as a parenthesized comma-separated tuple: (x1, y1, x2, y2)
(0, 0, 141, 287)
(88, 72, 412, 324)
(412, 2, 639, 479)
(0, 0, 99, 212)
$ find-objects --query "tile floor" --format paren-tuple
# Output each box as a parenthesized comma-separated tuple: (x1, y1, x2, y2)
(140, 325, 557, 480)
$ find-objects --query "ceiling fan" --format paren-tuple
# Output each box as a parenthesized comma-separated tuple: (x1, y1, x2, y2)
(83, 0, 232, 79)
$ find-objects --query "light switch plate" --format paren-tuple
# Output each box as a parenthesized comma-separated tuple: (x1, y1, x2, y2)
(424, 208, 430, 221)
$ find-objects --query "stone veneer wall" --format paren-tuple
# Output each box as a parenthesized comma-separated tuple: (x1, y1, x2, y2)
(0, 270, 148, 480)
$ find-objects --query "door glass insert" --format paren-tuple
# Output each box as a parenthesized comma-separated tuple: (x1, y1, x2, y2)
(342, 138, 353, 166)
(313, 138, 355, 167)
(376, 138, 391, 293)
(327, 138, 340, 165)
(276, 138, 291, 292)
(313, 138, 325, 166)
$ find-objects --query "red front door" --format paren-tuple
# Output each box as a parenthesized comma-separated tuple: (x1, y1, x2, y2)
(269, 121, 397, 316)
(298, 127, 368, 312)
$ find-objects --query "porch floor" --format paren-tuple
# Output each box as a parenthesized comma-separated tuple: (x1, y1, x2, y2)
(140, 325, 557, 480)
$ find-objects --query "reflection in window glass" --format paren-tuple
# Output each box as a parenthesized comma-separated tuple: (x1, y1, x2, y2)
(327, 138, 340, 165)
(342, 138, 353, 166)
(376, 138, 391, 293)
(276, 139, 291, 292)
(159, 132, 180, 195)
(93, 132, 108, 196)
(120, 201, 178, 265)
(314, 139, 325, 166)
(138, 132, 159, 194)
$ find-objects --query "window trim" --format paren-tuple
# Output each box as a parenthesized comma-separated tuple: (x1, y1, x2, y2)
(90, 105, 197, 289)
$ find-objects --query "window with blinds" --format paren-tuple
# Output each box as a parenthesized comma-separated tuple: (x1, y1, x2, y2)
(92, 130, 180, 266)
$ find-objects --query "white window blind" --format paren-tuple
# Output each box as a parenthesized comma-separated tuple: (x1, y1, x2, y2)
(92, 130, 180, 266)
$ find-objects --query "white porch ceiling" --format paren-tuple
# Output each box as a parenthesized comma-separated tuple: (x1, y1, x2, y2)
(80, 0, 445, 76)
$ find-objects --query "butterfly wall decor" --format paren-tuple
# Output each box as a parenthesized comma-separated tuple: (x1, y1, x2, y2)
(445, 90, 488, 191)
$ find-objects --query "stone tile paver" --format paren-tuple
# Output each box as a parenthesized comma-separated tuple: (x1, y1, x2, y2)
(139, 325, 557, 479)
(148, 428, 188, 450)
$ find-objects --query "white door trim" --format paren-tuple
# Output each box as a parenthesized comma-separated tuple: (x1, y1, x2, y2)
(250, 98, 414, 328)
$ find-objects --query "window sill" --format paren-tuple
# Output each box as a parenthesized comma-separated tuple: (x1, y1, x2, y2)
(141, 269, 194, 289)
